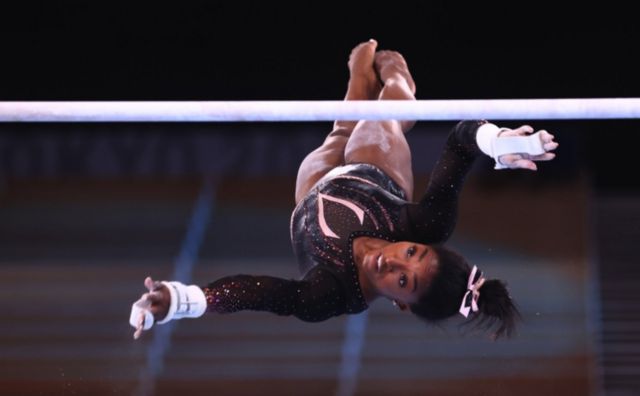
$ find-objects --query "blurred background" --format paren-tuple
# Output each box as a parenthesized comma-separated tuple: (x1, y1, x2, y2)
(1, 2, 639, 396)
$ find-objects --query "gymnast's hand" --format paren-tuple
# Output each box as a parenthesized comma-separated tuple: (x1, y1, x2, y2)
(131, 276, 170, 339)
(496, 125, 558, 171)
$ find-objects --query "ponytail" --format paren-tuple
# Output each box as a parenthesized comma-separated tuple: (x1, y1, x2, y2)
(470, 278, 520, 339)
(409, 245, 520, 339)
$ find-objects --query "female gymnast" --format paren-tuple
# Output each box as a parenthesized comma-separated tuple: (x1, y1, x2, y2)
(129, 39, 558, 340)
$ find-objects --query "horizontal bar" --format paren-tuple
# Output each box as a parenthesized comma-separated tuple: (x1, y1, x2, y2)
(1, 99, 639, 122)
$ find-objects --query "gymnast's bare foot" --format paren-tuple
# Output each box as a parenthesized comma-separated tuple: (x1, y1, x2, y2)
(334, 39, 382, 130)
(345, 39, 382, 101)
(374, 50, 417, 131)
(374, 50, 416, 96)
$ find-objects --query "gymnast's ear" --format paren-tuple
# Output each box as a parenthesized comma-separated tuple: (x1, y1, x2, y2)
(392, 300, 409, 312)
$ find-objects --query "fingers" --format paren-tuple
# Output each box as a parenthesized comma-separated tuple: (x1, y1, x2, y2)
(134, 311, 144, 339)
(134, 276, 164, 340)
(513, 125, 534, 135)
(144, 276, 163, 292)
(144, 276, 154, 291)
(538, 131, 559, 152)
(538, 130, 554, 143)
(133, 276, 163, 340)
(146, 290, 165, 304)
(502, 126, 559, 150)
(499, 151, 554, 169)
(502, 125, 556, 139)
(496, 125, 535, 138)
(531, 152, 556, 161)
(135, 290, 164, 314)
(511, 158, 537, 171)
(137, 293, 151, 308)
(499, 154, 538, 171)
(496, 127, 559, 169)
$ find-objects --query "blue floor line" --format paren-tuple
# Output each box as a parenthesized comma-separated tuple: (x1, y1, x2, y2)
(336, 310, 369, 396)
(135, 178, 215, 396)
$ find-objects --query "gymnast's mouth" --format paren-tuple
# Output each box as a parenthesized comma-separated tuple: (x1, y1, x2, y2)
(366, 253, 384, 274)
(366, 254, 377, 273)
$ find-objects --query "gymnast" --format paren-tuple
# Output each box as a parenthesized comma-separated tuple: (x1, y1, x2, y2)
(130, 39, 558, 340)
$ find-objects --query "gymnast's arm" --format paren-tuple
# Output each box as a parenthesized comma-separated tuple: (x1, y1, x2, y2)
(202, 268, 346, 320)
(404, 120, 558, 243)
(130, 267, 347, 338)
(405, 120, 485, 243)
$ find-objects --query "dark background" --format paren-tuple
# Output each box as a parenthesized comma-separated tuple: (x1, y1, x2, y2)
(1, 4, 638, 395)
(3, 3, 639, 100)
(1, 2, 639, 189)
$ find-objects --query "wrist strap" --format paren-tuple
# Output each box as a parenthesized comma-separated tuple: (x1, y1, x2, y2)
(157, 281, 207, 324)
(476, 123, 546, 169)
(492, 132, 545, 157)
(491, 132, 545, 169)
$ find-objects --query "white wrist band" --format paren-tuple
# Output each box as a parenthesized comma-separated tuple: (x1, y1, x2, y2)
(476, 123, 546, 169)
(157, 281, 207, 324)
(475, 123, 502, 157)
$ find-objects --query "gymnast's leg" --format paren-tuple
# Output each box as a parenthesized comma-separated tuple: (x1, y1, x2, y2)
(294, 40, 382, 204)
(343, 50, 417, 200)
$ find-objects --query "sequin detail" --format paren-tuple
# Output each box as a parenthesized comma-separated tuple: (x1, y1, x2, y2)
(205, 121, 484, 323)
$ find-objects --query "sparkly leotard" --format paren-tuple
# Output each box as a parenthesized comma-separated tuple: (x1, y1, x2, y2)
(203, 120, 485, 321)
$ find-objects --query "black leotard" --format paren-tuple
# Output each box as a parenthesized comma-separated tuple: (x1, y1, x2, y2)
(203, 120, 485, 321)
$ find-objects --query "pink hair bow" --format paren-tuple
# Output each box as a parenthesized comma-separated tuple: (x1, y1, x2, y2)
(459, 265, 486, 318)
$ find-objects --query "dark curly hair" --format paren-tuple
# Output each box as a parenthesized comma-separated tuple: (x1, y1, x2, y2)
(409, 245, 520, 339)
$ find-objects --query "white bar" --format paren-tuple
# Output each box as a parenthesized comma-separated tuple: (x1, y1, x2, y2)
(1, 99, 640, 122)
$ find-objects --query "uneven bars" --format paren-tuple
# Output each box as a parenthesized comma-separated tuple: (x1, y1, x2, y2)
(1, 99, 639, 122)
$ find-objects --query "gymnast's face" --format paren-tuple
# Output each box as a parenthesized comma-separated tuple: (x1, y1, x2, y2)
(361, 241, 438, 307)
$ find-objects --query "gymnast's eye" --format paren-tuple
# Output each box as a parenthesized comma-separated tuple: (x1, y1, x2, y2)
(399, 273, 408, 288)
(406, 245, 416, 258)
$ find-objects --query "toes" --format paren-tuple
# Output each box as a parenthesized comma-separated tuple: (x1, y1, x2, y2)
(348, 41, 378, 72)
(360, 38, 377, 48)
(374, 50, 406, 66)
(374, 50, 415, 93)
(350, 40, 377, 58)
